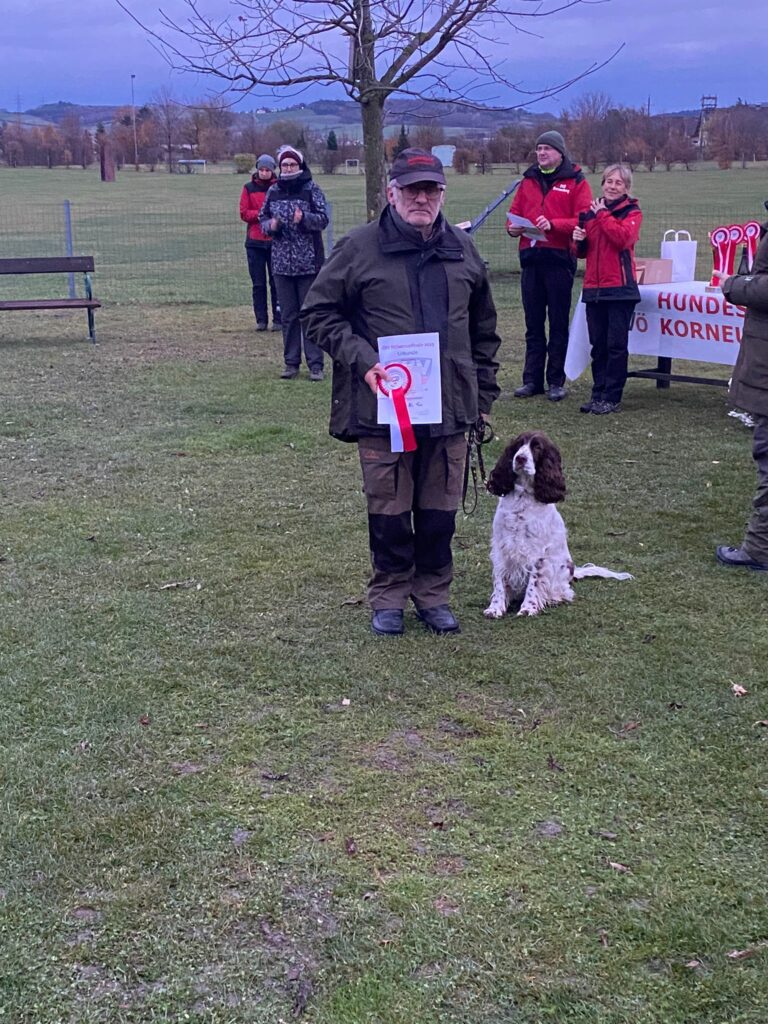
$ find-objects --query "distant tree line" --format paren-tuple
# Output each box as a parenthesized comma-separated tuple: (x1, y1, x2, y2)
(1, 93, 766, 173)
(448, 96, 768, 175)
(0, 93, 365, 172)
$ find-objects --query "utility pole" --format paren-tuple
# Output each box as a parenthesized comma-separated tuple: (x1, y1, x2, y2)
(131, 73, 139, 170)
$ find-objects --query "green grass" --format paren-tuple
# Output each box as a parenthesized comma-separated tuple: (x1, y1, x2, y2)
(1, 292, 767, 1022)
(1, 162, 767, 304)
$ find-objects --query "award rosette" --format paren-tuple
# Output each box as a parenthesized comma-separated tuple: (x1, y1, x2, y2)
(377, 362, 417, 452)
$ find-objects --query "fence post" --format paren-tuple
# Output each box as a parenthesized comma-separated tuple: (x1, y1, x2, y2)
(63, 200, 75, 298)
(326, 201, 334, 253)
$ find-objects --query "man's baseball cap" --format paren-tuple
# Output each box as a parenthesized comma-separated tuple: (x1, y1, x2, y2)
(389, 148, 446, 187)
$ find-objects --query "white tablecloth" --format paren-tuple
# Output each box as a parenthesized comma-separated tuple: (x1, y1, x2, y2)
(565, 282, 745, 381)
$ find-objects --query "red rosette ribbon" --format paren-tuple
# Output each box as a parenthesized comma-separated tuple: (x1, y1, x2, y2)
(378, 362, 416, 452)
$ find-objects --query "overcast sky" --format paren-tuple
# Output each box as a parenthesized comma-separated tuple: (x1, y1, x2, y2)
(1, 0, 764, 116)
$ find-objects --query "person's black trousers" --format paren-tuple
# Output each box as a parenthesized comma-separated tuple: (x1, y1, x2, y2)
(274, 273, 324, 372)
(585, 300, 637, 404)
(520, 261, 575, 389)
(246, 244, 280, 326)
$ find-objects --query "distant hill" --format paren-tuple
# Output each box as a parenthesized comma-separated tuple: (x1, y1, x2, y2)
(0, 109, 57, 129)
(25, 101, 119, 130)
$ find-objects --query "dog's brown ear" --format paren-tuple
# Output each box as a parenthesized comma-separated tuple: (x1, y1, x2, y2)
(533, 441, 566, 504)
(486, 440, 521, 496)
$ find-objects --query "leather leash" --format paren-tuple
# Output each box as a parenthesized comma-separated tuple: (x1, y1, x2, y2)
(462, 416, 494, 515)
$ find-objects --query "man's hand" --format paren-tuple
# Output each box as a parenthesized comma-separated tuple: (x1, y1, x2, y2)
(506, 225, 524, 238)
(573, 225, 586, 242)
(364, 363, 390, 394)
(535, 215, 551, 232)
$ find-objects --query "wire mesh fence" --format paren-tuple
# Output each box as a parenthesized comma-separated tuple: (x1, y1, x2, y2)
(0, 177, 764, 307)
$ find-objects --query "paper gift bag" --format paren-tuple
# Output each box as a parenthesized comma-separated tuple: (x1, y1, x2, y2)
(636, 258, 673, 284)
(661, 229, 698, 282)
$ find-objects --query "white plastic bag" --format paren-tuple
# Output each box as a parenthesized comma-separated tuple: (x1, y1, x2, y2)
(660, 229, 698, 283)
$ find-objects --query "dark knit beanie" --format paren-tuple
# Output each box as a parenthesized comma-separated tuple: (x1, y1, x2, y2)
(536, 130, 568, 158)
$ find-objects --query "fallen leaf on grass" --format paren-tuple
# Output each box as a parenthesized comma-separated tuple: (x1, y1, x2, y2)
(608, 860, 632, 874)
(434, 895, 460, 916)
(139, 715, 151, 726)
(171, 761, 204, 776)
(344, 837, 358, 856)
(261, 771, 289, 782)
(547, 753, 564, 772)
(340, 596, 364, 606)
(685, 959, 702, 969)
(725, 941, 768, 960)
(731, 682, 749, 697)
(598, 929, 609, 946)
(341, 698, 351, 706)
(642, 634, 656, 643)
(667, 701, 684, 710)
(595, 830, 618, 842)
(159, 579, 200, 591)
(611, 720, 641, 738)
(754, 720, 768, 728)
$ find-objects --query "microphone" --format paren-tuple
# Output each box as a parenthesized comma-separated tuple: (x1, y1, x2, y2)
(578, 212, 586, 228)
(764, 199, 768, 212)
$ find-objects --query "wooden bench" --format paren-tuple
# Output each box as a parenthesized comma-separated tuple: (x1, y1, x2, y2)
(0, 257, 101, 342)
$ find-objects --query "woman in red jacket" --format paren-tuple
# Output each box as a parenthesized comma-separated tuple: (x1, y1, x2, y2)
(572, 164, 642, 415)
(240, 154, 281, 331)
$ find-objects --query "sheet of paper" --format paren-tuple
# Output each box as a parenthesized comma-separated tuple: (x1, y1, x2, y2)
(376, 332, 442, 425)
(507, 212, 546, 240)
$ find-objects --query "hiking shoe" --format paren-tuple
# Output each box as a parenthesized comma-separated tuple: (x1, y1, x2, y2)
(280, 366, 299, 380)
(513, 383, 544, 398)
(416, 605, 461, 635)
(716, 545, 768, 572)
(308, 369, 324, 382)
(271, 322, 282, 332)
(371, 609, 405, 636)
(580, 398, 598, 413)
(592, 400, 621, 415)
(547, 385, 567, 402)
(255, 321, 268, 332)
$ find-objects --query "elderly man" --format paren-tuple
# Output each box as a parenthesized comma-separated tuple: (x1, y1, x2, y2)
(507, 130, 592, 401)
(301, 148, 501, 636)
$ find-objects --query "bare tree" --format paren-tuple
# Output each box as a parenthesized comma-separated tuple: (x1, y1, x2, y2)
(152, 87, 185, 171)
(118, 0, 619, 218)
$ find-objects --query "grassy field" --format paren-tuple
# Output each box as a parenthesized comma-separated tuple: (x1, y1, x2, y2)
(1, 162, 767, 304)
(1, 169, 767, 1022)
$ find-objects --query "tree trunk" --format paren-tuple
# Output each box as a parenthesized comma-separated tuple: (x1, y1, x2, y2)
(360, 93, 387, 220)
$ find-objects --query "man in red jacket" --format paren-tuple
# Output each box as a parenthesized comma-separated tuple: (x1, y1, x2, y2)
(507, 130, 592, 401)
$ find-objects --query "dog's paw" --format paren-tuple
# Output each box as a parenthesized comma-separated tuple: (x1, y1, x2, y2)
(484, 604, 505, 619)
(517, 603, 541, 617)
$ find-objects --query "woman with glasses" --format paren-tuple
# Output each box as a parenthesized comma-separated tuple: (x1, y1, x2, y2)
(260, 145, 329, 381)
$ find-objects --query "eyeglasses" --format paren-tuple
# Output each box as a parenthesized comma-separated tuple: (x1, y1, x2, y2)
(280, 160, 300, 169)
(395, 183, 445, 199)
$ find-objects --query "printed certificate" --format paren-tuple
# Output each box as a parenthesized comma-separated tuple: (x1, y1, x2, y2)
(376, 332, 442, 426)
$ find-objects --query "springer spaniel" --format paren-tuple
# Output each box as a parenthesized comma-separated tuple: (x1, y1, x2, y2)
(483, 431, 631, 618)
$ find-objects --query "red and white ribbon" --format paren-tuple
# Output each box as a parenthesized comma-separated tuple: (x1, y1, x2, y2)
(378, 362, 416, 452)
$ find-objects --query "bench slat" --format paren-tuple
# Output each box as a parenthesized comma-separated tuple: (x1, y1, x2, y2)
(0, 299, 101, 310)
(0, 256, 95, 275)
